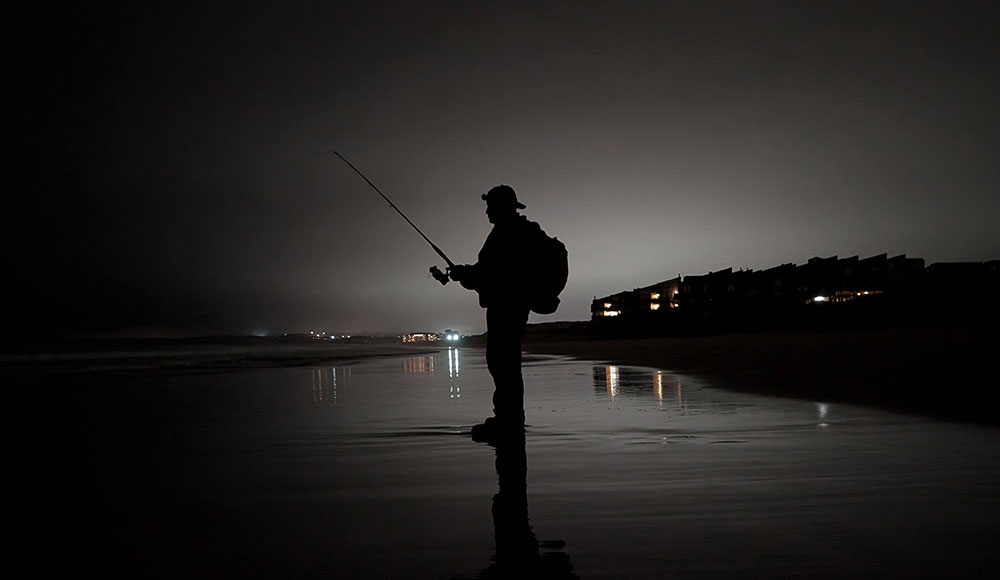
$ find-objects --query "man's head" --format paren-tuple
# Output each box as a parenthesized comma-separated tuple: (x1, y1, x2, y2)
(482, 185, 525, 224)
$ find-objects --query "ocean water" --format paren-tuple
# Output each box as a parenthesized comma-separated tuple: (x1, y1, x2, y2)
(36, 346, 1000, 578)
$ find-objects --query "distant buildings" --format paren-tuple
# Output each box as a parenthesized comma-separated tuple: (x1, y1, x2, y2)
(592, 254, 999, 335)
(277, 330, 465, 344)
(593, 277, 681, 319)
(281, 331, 342, 341)
(401, 329, 463, 343)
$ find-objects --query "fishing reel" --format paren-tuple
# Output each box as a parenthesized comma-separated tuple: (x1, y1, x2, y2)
(429, 265, 450, 285)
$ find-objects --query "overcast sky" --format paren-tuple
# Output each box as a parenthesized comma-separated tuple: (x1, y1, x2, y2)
(11, 1, 1000, 337)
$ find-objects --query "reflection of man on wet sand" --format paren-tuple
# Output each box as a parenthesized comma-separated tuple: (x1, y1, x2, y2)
(475, 439, 578, 578)
(448, 185, 555, 441)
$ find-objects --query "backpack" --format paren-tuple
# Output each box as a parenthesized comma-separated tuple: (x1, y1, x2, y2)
(528, 232, 568, 315)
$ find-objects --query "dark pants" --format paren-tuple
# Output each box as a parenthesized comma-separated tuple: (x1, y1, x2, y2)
(486, 304, 530, 425)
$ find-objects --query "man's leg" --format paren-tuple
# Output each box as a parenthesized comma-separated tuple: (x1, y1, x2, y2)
(485, 305, 530, 427)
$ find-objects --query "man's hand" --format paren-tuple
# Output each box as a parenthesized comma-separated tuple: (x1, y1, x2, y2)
(430, 266, 450, 285)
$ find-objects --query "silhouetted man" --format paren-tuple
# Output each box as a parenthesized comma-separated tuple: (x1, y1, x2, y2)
(449, 185, 548, 441)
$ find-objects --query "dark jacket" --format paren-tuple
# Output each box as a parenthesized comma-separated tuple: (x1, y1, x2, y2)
(459, 215, 545, 308)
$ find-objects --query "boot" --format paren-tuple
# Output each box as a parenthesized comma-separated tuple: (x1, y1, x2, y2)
(471, 416, 525, 443)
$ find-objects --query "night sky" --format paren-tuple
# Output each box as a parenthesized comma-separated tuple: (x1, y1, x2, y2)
(11, 1, 1000, 338)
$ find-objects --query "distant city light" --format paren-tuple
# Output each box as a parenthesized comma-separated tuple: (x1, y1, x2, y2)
(813, 295, 828, 302)
(403, 332, 460, 343)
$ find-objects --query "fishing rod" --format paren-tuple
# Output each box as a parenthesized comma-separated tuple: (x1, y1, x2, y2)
(332, 151, 454, 284)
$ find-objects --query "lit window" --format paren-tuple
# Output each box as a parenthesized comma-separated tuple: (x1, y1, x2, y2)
(603, 310, 620, 317)
(604, 302, 612, 309)
(650, 303, 660, 310)
(650, 293, 660, 300)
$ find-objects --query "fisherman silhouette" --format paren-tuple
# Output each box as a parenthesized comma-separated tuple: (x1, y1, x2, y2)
(447, 185, 551, 441)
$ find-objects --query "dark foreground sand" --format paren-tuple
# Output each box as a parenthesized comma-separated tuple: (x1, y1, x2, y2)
(524, 322, 997, 426)
(32, 349, 1000, 578)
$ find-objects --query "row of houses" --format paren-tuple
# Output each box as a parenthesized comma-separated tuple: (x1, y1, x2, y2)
(592, 254, 999, 333)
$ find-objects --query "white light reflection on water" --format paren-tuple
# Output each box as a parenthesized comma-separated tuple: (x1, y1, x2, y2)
(311, 366, 350, 405)
(448, 346, 460, 378)
(449, 347, 461, 399)
(592, 365, 685, 413)
(399, 348, 464, 401)
(817, 401, 830, 428)
(403, 353, 435, 374)
(603, 365, 620, 397)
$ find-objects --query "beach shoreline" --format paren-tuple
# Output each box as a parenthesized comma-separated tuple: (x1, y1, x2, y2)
(7, 322, 995, 425)
(523, 322, 997, 426)
(0, 341, 444, 376)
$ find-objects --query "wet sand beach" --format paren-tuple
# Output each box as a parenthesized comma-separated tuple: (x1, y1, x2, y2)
(524, 322, 997, 426)
(24, 344, 1000, 578)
